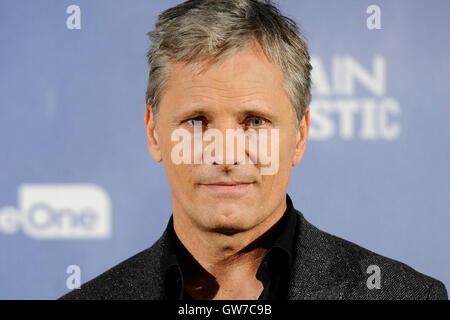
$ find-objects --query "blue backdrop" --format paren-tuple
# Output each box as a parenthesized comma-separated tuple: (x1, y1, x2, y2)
(0, 0, 448, 299)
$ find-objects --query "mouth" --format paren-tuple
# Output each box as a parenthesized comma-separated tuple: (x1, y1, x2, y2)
(199, 181, 255, 193)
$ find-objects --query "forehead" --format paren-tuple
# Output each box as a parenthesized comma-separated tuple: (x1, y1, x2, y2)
(162, 42, 290, 109)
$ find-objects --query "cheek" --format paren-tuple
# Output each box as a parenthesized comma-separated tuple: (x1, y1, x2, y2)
(157, 129, 173, 160)
(158, 138, 192, 187)
(165, 159, 190, 180)
(163, 163, 198, 200)
(276, 130, 296, 164)
(259, 133, 294, 185)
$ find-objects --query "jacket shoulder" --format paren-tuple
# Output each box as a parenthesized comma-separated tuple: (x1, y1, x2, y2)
(291, 212, 448, 300)
(59, 234, 166, 300)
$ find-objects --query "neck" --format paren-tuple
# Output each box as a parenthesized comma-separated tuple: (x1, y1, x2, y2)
(172, 195, 287, 299)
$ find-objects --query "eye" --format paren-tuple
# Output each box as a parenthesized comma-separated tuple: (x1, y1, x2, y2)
(246, 116, 266, 127)
(184, 116, 207, 127)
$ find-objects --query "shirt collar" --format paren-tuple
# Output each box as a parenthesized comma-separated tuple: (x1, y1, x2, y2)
(266, 193, 297, 267)
(255, 194, 297, 299)
(161, 215, 185, 300)
(271, 194, 297, 262)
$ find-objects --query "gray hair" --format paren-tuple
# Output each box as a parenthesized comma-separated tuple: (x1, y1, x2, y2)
(145, 0, 312, 130)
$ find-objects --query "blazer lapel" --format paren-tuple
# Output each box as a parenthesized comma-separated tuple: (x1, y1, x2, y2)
(287, 211, 362, 300)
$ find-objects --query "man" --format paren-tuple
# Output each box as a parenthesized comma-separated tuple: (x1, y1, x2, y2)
(62, 0, 447, 300)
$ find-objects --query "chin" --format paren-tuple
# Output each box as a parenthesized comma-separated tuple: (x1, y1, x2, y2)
(201, 208, 259, 233)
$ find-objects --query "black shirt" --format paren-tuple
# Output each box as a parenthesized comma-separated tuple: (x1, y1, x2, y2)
(162, 194, 298, 300)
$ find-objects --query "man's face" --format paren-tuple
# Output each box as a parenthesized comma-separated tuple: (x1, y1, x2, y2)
(145, 42, 309, 233)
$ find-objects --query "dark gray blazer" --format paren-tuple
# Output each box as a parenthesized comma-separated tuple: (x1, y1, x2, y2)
(61, 210, 447, 300)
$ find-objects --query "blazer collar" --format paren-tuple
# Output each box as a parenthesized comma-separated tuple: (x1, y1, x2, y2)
(286, 210, 364, 300)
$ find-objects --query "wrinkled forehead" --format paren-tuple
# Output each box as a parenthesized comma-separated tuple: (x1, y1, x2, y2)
(174, 41, 279, 81)
(162, 43, 290, 111)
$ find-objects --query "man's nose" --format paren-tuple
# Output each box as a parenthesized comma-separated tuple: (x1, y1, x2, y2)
(212, 161, 238, 171)
(210, 120, 246, 167)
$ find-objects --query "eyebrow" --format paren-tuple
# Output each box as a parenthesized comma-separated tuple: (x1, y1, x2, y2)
(238, 101, 276, 117)
(174, 104, 210, 122)
(175, 100, 277, 120)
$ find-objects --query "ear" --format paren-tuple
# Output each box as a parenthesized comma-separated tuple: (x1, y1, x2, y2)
(144, 103, 163, 162)
(292, 107, 310, 167)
